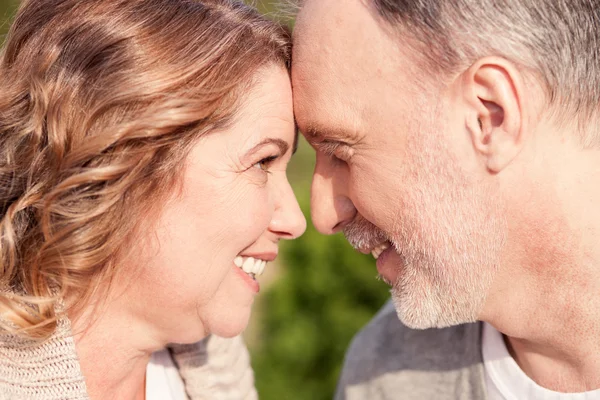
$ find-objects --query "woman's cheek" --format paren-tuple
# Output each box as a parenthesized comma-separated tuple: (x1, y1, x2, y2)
(238, 183, 273, 231)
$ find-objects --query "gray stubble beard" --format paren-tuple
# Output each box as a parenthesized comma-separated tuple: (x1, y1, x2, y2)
(388, 127, 506, 330)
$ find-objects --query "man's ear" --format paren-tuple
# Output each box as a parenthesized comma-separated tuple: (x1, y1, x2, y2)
(462, 57, 525, 172)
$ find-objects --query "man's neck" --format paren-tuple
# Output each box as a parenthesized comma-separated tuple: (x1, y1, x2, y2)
(504, 333, 600, 392)
(483, 139, 600, 392)
(487, 231, 600, 392)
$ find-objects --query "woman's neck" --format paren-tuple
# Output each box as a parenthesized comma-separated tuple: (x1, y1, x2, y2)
(69, 296, 163, 400)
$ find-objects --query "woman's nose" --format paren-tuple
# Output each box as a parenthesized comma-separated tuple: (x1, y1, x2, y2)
(269, 179, 307, 240)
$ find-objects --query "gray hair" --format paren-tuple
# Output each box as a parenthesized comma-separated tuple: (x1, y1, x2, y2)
(370, 0, 600, 143)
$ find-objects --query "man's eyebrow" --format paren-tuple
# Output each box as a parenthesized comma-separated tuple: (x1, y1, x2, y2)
(303, 124, 355, 143)
(246, 138, 290, 157)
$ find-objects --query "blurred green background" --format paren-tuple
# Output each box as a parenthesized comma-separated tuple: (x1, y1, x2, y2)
(0, 1, 390, 399)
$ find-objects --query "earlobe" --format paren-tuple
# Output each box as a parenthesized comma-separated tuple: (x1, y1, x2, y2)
(462, 57, 525, 173)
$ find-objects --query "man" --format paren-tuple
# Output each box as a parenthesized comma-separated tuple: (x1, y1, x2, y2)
(292, 0, 600, 399)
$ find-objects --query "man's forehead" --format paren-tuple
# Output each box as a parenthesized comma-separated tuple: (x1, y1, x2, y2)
(293, 0, 404, 132)
(293, 90, 351, 141)
(295, 0, 373, 30)
(293, 0, 409, 89)
(293, 0, 382, 67)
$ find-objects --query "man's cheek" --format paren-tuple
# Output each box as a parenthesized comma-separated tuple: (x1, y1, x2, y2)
(353, 184, 401, 227)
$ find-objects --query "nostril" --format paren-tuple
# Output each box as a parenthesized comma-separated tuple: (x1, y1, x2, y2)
(335, 196, 357, 219)
(310, 196, 356, 235)
(274, 231, 297, 240)
(270, 230, 286, 238)
(331, 196, 357, 233)
(332, 220, 349, 233)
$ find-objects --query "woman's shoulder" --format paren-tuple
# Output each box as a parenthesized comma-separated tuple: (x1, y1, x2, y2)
(0, 321, 89, 399)
(168, 335, 257, 400)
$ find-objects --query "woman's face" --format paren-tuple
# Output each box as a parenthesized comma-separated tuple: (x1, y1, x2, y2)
(125, 66, 306, 343)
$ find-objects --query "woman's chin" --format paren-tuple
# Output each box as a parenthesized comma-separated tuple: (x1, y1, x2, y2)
(209, 310, 253, 339)
(178, 307, 253, 342)
(168, 321, 249, 344)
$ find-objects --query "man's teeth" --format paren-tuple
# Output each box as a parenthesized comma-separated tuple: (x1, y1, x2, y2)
(371, 242, 391, 260)
(234, 256, 267, 277)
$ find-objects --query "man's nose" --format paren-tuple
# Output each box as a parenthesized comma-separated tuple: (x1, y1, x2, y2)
(310, 154, 356, 235)
(269, 179, 307, 240)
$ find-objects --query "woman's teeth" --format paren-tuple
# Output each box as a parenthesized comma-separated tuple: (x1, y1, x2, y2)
(234, 256, 267, 278)
(371, 242, 391, 260)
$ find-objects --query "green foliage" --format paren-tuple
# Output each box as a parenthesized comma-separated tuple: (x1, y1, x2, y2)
(0, 0, 17, 39)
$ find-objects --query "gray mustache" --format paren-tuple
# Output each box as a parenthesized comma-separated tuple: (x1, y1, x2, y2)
(343, 214, 388, 251)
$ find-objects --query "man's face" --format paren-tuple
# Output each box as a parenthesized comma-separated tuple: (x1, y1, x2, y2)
(293, 0, 506, 328)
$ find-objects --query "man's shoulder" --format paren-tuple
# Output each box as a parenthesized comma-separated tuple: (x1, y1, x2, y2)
(343, 300, 483, 369)
(336, 300, 486, 400)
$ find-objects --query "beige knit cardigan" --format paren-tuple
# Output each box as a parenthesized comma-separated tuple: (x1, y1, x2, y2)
(0, 316, 258, 400)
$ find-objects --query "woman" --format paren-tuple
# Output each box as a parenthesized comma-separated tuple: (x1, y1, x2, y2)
(0, 0, 306, 399)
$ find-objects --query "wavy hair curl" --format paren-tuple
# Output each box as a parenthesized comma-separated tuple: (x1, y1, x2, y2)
(0, 0, 291, 340)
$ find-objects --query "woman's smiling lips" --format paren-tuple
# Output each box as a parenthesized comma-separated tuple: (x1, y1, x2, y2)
(233, 252, 277, 293)
(233, 265, 260, 293)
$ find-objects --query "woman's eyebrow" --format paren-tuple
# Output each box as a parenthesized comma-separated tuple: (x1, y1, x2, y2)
(246, 138, 290, 157)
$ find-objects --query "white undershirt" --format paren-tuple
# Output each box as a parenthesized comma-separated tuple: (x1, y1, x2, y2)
(482, 322, 600, 400)
(146, 348, 189, 400)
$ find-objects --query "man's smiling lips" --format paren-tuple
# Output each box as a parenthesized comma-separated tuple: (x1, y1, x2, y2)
(371, 242, 391, 259)
(354, 240, 398, 286)
(354, 240, 391, 259)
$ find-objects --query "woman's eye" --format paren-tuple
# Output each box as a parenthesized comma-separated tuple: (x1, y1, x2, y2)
(252, 155, 278, 172)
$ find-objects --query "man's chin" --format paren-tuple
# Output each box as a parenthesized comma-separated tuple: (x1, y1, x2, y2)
(390, 288, 478, 330)
(391, 297, 441, 330)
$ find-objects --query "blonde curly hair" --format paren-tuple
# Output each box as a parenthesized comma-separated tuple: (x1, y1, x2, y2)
(0, 0, 291, 340)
